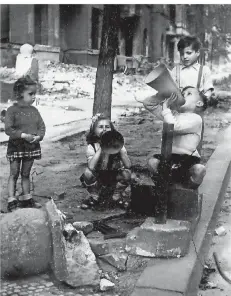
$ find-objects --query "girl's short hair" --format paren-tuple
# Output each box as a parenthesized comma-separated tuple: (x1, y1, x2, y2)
(13, 76, 37, 101)
(86, 113, 116, 144)
(177, 36, 202, 52)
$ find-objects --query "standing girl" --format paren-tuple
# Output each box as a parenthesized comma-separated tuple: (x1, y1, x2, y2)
(80, 113, 131, 209)
(5, 76, 46, 212)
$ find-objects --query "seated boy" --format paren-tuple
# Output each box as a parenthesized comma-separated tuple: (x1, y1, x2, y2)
(147, 86, 207, 189)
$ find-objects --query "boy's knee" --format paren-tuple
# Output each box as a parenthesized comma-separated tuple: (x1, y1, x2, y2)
(147, 158, 160, 173)
(190, 164, 206, 178)
(83, 167, 96, 185)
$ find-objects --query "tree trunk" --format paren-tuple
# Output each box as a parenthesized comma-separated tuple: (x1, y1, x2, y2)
(93, 5, 120, 119)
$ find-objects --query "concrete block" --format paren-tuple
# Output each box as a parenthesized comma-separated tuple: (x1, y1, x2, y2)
(130, 183, 199, 222)
(126, 218, 191, 258)
(89, 237, 126, 257)
(99, 252, 128, 271)
(168, 185, 199, 222)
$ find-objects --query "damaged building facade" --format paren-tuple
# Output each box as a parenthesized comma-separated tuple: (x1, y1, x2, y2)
(1, 4, 201, 68)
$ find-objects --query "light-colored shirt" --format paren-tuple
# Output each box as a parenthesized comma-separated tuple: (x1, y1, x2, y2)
(171, 62, 214, 94)
(161, 108, 202, 158)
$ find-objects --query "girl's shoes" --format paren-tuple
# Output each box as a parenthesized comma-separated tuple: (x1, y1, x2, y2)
(7, 199, 19, 212)
(18, 194, 42, 209)
(18, 198, 42, 209)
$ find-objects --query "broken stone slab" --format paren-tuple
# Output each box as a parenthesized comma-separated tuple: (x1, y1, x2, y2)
(100, 278, 115, 291)
(99, 252, 128, 271)
(73, 221, 94, 235)
(45, 199, 67, 281)
(0, 208, 52, 278)
(45, 200, 100, 287)
(97, 257, 118, 273)
(64, 230, 100, 287)
(126, 218, 191, 258)
(88, 237, 126, 257)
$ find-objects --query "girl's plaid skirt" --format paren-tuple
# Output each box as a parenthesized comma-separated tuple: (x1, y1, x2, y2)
(6, 138, 41, 161)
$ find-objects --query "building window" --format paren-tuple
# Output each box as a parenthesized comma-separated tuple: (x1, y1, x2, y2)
(91, 8, 101, 50)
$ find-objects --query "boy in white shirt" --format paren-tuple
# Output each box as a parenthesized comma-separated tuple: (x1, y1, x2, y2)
(171, 35, 214, 99)
(147, 86, 207, 189)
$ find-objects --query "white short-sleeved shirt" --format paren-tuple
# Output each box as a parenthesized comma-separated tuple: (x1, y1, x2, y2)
(171, 63, 214, 94)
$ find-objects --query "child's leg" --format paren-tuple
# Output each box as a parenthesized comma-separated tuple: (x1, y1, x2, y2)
(81, 168, 100, 209)
(21, 158, 34, 195)
(188, 164, 206, 189)
(19, 158, 41, 208)
(113, 169, 131, 202)
(7, 159, 21, 211)
(147, 157, 160, 175)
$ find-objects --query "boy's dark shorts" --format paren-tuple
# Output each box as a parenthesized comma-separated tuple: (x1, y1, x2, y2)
(153, 153, 201, 184)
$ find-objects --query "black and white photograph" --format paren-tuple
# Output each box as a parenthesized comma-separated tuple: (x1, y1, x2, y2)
(0, 2, 231, 295)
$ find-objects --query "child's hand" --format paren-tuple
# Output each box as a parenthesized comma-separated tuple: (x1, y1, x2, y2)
(30, 135, 40, 143)
(21, 133, 35, 142)
(163, 93, 178, 110)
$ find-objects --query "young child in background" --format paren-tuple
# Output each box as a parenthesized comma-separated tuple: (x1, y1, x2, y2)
(15, 43, 39, 83)
(147, 86, 207, 189)
(5, 76, 46, 212)
(80, 113, 131, 209)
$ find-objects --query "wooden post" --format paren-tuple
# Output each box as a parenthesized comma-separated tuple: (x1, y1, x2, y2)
(154, 122, 174, 224)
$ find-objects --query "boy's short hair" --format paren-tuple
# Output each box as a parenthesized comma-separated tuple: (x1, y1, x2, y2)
(182, 86, 208, 111)
(177, 36, 202, 52)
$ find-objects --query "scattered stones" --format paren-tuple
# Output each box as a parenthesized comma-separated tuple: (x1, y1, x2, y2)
(100, 278, 115, 291)
(0, 208, 52, 278)
(45, 282, 54, 287)
(214, 226, 226, 236)
(73, 221, 94, 235)
(99, 253, 128, 271)
(89, 237, 126, 257)
(54, 191, 66, 200)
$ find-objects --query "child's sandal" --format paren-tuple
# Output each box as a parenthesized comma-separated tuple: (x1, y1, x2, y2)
(81, 196, 99, 210)
(7, 199, 19, 212)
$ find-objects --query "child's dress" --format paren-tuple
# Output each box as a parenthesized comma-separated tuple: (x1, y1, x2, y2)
(5, 103, 45, 161)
